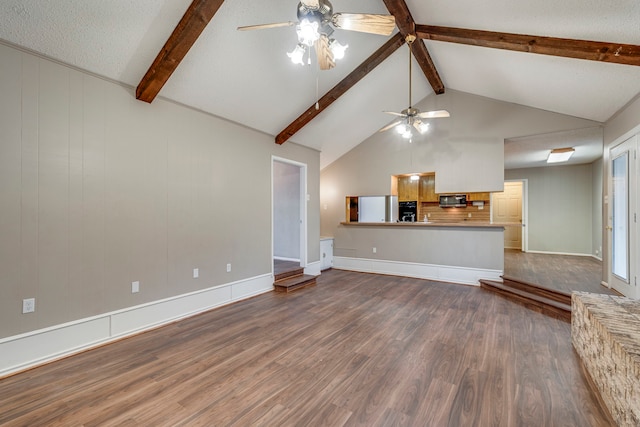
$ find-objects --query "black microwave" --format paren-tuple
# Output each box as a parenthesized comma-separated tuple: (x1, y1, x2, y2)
(439, 194, 467, 208)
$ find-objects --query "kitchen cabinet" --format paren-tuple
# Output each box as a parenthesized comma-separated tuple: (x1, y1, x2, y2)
(320, 238, 333, 270)
(419, 174, 438, 202)
(345, 196, 358, 222)
(398, 176, 419, 201)
(468, 192, 491, 201)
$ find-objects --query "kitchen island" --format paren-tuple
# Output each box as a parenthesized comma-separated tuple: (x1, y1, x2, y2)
(333, 221, 504, 285)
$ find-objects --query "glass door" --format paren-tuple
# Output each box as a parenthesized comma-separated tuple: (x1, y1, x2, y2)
(609, 136, 637, 298)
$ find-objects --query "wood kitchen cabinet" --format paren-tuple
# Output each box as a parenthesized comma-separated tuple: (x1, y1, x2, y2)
(397, 176, 419, 201)
(419, 174, 438, 202)
(345, 196, 358, 222)
(468, 192, 491, 201)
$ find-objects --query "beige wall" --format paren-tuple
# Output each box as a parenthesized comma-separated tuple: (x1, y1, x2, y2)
(604, 93, 640, 146)
(505, 164, 596, 255)
(0, 43, 320, 338)
(602, 93, 640, 285)
(592, 157, 604, 259)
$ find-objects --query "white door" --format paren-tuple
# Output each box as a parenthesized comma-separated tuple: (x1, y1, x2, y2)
(609, 136, 637, 298)
(492, 181, 523, 249)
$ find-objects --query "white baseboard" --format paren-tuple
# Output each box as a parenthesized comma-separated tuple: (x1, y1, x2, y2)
(333, 257, 502, 286)
(0, 274, 273, 378)
(273, 256, 300, 262)
(304, 260, 321, 276)
(525, 250, 594, 257)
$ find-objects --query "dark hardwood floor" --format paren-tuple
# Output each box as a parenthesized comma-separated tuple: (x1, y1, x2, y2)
(504, 249, 619, 295)
(0, 270, 613, 426)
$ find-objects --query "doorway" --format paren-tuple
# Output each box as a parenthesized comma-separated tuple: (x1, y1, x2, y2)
(272, 157, 307, 270)
(608, 135, 638, 298)
(491, 180, 526, 250)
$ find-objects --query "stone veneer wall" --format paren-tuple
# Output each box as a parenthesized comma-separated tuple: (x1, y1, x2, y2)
(572, 292, 640, 426)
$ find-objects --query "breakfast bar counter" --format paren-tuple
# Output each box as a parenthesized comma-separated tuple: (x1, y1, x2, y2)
(340, 221, 506, 228)
(333, 221, 504, 285)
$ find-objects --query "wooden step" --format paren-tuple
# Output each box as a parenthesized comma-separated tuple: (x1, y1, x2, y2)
(274, 267, 305, 283)
(479, 279, 571, 322)
(274, 274, 317, 293)
(501, 275, 572, 306)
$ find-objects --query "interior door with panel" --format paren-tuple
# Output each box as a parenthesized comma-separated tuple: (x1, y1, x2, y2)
(609, 136, 637, 298)
(492, 181, 523, 250)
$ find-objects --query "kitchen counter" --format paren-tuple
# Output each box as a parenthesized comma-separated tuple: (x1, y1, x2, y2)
(340, 221, 508, 228)
(333, 221, 504, 285)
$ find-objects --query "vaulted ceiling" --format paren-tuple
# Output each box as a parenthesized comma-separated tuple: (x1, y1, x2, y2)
(1, 0, 639, 169)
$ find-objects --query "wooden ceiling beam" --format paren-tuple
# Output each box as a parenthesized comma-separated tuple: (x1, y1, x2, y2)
(136, 0, 225, 103)
(382, 0, 445, 94)
(416, 25, 640, 67)
(275, 33, 405, 145)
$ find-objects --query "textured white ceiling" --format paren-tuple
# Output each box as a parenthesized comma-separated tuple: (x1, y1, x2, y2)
(505, 127, 603, 170)
(0, 0, 639, 169)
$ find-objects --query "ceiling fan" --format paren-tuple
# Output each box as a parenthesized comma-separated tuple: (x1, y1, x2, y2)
(237, 0, 396, 70)
(379, 34, 450, 140)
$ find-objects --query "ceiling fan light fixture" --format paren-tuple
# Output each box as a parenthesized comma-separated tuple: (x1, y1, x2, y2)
(547, 147, 575, 163)
(297, 19, 320, 46)
(395, 122, 411, 135)
(329, 39, 348, 60)
(415, 121, 429, 134)
(287, 44, 306, 65)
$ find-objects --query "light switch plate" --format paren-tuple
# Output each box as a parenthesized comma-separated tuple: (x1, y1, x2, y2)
(193, 268, 199, 279)
(131, 281, 140, 293)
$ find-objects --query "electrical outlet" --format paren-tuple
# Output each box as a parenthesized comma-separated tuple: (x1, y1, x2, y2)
(226, 263, 231, 273)
(468, 213, 472, 218)
(22, 298, 35, 314)
(373, 247, 377, 253)
(131, 281, 140, 293)
(193, 268, 199, 279)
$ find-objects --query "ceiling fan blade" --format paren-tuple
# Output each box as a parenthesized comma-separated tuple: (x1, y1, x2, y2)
(383, 111, 406, 117)
(237, 21, 295, 31)
(300, 0, 320, 10)
(416, 109, 450, 119)
(332, 13, 396, 36)
(314, 34, 335, 70)
(379, 119, 402, 132)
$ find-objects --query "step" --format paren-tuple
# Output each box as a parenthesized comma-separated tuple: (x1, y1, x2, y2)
(274, 274, 317, 293)
(480, 279, 571, 322)
(501, 275, 572, 306)
(274, 267, 305, 283)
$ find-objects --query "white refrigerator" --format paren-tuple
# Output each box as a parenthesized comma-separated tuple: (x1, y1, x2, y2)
(358, 195, 398, 223)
